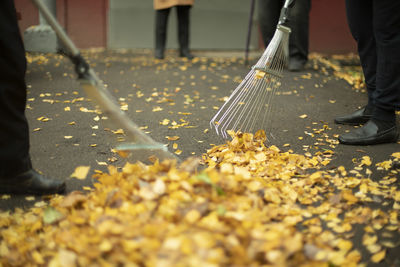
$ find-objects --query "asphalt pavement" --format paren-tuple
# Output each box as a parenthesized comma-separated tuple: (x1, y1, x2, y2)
(0, 49, 399, 266)
(1, 48, 399, 208)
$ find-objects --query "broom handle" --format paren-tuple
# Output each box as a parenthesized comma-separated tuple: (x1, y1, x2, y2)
(279, 0, 295, 25)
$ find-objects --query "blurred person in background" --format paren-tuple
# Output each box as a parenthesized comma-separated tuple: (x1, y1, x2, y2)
(258, 0, 311, 71)
(154, 0, 194, 59)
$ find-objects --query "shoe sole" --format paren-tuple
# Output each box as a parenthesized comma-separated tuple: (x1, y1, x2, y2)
(0, 183, 66, 195)
(334, 118, 371, 126)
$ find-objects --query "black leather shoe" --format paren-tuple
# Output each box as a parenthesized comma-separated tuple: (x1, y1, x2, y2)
(0, 169, 66, 195)
(179, 49, 194, 59)
(154, 49, 164, 59)
(338, 120, 398, 145)
(334, 107, 372, 125)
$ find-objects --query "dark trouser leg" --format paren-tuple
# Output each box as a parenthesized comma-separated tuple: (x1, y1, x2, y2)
(0, 0, 32, 178)
(155, 8, 170, 59)
(257, 0, 281, 48)
(287, 0, 311, 64)
(372, 0, 400, 121)
(338, 0, 399, 145)
(177, 5, 193, 59)
(345, 0, 376, 113)
(346, 0, 400, 123)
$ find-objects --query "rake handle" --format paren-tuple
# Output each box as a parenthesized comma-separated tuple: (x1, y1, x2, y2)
(31, 0, 178, 162)
(278, 0, 296, 25)
(31, 0, 78, 55)
(31, 0, 90, 79)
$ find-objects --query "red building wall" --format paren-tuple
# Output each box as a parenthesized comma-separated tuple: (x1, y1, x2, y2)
(14, 0, 38, 32)
(15, 0, 107, 48)
(309, 0, 356, 53)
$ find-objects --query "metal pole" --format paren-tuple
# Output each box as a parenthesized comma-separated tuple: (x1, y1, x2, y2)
(245, 0, 256, 65)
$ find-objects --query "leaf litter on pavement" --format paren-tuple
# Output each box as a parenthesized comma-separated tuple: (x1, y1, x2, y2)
(1, 52, 399, 266)
(1, 129, 400, 266)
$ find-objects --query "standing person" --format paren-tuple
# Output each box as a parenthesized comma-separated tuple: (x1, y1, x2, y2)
(0, 0, 65, 194)
(154, 0, 194, 60)
(258, 0, 311, 71)
(335, 0, 400, 145)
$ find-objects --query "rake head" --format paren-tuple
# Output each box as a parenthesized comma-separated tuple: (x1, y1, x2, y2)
(210, 25, 291, 139)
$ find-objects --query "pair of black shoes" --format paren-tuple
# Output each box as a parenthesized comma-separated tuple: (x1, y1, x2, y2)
(335, 107, 398, 145)
(155, 49, 194, 60)
(0, 169, 65, 195)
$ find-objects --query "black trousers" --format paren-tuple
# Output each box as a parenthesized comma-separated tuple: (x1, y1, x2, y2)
(155, 5, 191, 51)
(346, 0, 400, 120)
(0, 0, 32, 178)
(258, 0, 311, 63)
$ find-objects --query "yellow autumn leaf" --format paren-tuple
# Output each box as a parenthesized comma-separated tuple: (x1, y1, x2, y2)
(336, 239, 353, 252)
(160, 119, 170, 125)
(166, 136, 180, 141)
(32, 251, 45, 264)
(361, 156, 372, 166)
(391, 152, 400, 159)
(70, 166, 90, 180)
(371, 250, 386, 263)
(120, 104, 128, 111)
(362, 234, 377, 247)
(112, 129, 125, 135)
(341, 190, 358, 203)
(152, 106, 163, 112)
(185, 209, 201, 224)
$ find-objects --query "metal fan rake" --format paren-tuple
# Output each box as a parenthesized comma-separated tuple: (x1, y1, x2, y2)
(210, 0, 294, 139)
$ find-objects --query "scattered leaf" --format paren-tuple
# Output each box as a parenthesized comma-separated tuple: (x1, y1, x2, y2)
(371, 250, 386, 263)
(43, 206, 63, 224)
(70, 166, 90, 180)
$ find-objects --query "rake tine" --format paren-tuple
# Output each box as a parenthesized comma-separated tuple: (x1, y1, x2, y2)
(210, 24, 291, 139)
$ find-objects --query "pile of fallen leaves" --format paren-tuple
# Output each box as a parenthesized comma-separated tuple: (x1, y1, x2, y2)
(1, 131, 399, 266)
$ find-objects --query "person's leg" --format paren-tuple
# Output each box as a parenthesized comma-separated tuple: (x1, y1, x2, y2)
(0, 0, 32, 178)
(345, 0, 376, 113)
(258, 0, 282, 48)
(372, 0, 400, 125)
(287, 0, 311, 71)
(335, 0, 375, 125)
(337, 0, 399, 145)
(0, 0, 65, 194)
(176, 5, 193, 59)
(155, 8, 171, 59)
